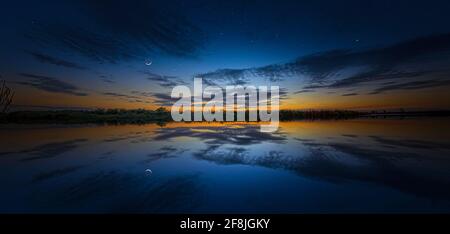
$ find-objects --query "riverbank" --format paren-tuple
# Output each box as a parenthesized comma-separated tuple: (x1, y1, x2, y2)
(1, 109, 449, 124)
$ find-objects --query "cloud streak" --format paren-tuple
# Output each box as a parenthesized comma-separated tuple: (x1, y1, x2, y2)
(26, 0, 205, 63)
(17, 73, 88, 96)
(369, 79, 450, 94)
(142, 71, 186, 88)
(149, 92, 175, 107)
(26, 51, 86, 70)
(197, 33, 450, 94)
(102, 91, 152, 104)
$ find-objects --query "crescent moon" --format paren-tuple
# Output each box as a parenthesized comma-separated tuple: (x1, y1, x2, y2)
(145, 60, 152, 66)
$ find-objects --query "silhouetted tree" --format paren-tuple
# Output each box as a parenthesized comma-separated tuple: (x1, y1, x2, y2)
(0, 80, 14, 113)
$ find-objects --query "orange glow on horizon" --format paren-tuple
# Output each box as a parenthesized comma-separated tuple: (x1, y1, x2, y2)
(10, 83, 450, 111)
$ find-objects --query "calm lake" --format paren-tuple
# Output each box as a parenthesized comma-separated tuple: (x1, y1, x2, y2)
(1, 118, 450, 213)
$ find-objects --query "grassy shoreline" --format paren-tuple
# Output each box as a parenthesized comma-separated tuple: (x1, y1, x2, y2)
(1, 109, 449, 124)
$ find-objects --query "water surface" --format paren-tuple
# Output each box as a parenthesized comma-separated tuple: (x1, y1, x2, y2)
(1, 119, 450, 213)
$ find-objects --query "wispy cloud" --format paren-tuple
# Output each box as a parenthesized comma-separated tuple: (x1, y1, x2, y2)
(149, 92, 175, 107)
(17, 73, 88, 96)
(26, 51, 86, 70)
(102, 92, 140, 99)
(197, 64, 296, 86)
(197, 33, 450, 94)
(101, 79, 115, 84)
(342, 93, 358, 96)
(197, 69, 252, 86)
(141, 71, 186, 88)
(102, 91, 151, 104)
(294, 89, 316, 94)
(102, 90, 182, 105)
(26, 0, 205, 63)
(369, 79, 450, 95)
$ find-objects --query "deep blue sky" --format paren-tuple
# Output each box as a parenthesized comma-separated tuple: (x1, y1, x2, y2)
(2, 0, 450, 110)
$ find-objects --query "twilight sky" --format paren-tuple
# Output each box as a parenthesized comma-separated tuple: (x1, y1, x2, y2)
(2, 0, 450, 110)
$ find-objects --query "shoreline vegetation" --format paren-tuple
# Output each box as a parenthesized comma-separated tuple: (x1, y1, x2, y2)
(1, 108, 450, 125)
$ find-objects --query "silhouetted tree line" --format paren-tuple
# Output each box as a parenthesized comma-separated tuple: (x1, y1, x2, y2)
(179, 109, 362, 121)
(1, 107, 171, 124)
(4, 106, 448, 124)
(278, 109, 361, 120)
(1, 107, 364, 124)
